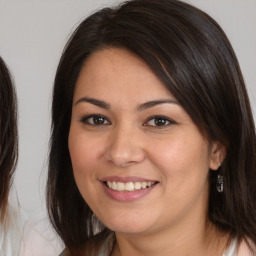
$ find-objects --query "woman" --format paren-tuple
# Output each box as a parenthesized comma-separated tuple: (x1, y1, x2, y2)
(47, 0, 256, 255)
(0, 56, 25, 255)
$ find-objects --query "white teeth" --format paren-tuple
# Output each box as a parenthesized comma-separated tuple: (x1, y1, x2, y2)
(117, 182, 125, 191)
(134, 182, 142, 190)
(112, 181, 117, 190)
(125, 182, 134, 191)
(106, 181, 155, 191)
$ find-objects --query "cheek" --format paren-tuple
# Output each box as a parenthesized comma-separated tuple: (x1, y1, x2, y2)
(68, 129, 102, 172)
(68, 132, 96, 198)
(150, 137, 206, 165)
(148, 135, 210, 186)
(150, 136, 210, 214)
(68, 132, 100, 204)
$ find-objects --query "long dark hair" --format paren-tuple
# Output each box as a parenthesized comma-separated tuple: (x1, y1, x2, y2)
(47, 0, 256, 253)
(0, 56, 18, 225)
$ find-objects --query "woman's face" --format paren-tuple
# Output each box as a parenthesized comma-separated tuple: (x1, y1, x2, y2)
(68, 48, 223, 235)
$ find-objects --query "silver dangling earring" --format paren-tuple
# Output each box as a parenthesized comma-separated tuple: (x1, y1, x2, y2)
(216, 171, 224, 193)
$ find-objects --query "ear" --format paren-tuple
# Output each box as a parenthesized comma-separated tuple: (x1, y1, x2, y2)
(209, 141, 226, 170)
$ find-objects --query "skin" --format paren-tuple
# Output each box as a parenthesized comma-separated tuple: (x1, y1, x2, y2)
(68, 48, 227, 256)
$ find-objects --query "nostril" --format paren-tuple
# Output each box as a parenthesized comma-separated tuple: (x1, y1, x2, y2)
(106, 147, 146, 168)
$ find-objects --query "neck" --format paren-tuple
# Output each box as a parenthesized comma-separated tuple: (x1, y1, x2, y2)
(112, 219, 228, 256)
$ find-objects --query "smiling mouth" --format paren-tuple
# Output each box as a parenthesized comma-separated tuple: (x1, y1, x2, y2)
(103, 181, 157, 192)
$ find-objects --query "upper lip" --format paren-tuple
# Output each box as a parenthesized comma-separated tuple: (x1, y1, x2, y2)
(100, 176, 158, 183)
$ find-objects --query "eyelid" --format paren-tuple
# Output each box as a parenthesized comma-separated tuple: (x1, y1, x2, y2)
(80, 114, 111, 125)
(143, 115, 176, 127)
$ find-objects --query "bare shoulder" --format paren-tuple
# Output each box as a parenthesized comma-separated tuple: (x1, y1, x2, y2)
(237, 240, 256, 256)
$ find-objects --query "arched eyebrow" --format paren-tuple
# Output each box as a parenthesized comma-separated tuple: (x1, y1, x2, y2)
(75, 97, 110, 109)
(75, 97, 179, 111)
(137, 99, 179, 111)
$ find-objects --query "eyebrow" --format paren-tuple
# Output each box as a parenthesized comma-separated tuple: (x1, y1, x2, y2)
(75, 97, 179, 110)
(137, 99, 179, 111)
(75, 97, 110, 109)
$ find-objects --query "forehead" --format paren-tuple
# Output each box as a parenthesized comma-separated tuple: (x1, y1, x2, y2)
(74, 47, 174, 101)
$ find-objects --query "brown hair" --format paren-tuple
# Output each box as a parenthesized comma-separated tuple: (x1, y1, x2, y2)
(0, 56, 18, 225)
(47, 0, 256, 253)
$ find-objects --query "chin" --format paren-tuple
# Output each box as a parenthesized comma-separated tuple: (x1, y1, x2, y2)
(109, 225, 150, 235)
(101, 215, 155, 235)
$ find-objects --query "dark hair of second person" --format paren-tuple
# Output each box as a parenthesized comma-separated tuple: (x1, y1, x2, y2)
(0, 56, 18, 228)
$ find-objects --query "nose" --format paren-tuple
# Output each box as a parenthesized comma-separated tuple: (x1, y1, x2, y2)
(105, 125, 145, 168)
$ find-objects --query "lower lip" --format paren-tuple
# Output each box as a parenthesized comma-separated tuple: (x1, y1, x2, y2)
(102, 182, 157, 202)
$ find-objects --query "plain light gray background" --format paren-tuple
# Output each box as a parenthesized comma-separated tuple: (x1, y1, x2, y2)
(0, 0, 255, 215)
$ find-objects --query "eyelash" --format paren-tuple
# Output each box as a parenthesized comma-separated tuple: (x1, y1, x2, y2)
(144, 115, 176, 127)
(80, 114, 176, 128)
(80, 114, 111, 126)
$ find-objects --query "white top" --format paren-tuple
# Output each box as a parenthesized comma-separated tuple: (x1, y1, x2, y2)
(0, 203, 26, 256)
(19, 210, 64, 256)
(223, 239, 237, 256)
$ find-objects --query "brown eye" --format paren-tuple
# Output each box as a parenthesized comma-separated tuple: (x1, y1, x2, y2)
(154, 117, 168, 126)
(144, 116, 175, 127)
(92, 116, 105, 125)
(81, 115, 110, 126)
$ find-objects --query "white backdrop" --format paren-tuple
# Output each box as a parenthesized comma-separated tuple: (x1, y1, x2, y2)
(0, 0, 255, 216)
